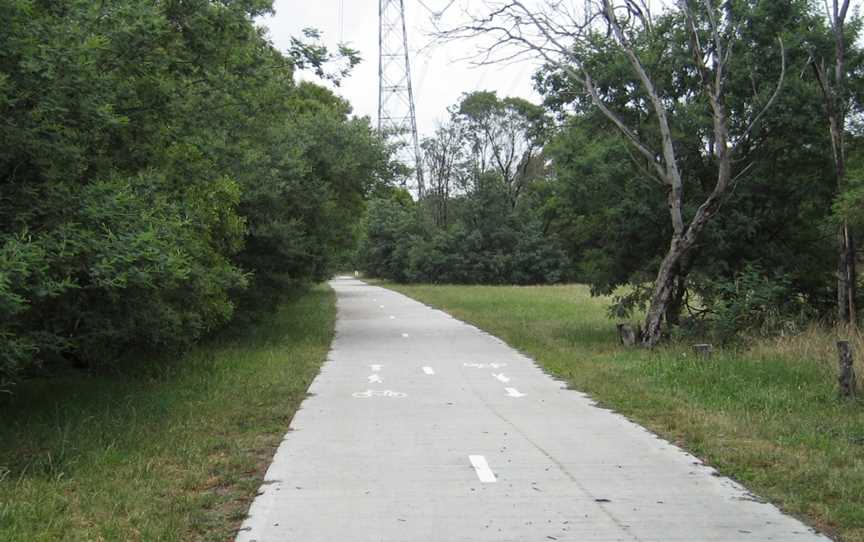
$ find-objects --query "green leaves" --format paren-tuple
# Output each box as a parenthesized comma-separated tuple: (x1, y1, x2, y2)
(288, 28, 362, 87)
(0, 1, 389, 387)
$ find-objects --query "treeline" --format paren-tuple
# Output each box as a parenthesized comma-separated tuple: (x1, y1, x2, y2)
(360, 92, 567, 285)
(0, 1, 390, 388)
(359, 0, 863, 343)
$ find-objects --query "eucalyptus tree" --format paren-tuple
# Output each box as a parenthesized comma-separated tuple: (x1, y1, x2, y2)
(422, 120, 469, 227)
(435, 0, 786, 346)
(455, 91, 549, 208)
(808, 0, 861, 323)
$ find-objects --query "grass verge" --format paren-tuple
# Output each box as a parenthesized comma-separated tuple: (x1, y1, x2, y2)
(0, 285, 335, 542)
(382, 282, 864, 542)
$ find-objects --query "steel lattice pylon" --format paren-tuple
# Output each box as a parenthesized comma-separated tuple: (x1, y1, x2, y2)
(379, 0, 424, 196)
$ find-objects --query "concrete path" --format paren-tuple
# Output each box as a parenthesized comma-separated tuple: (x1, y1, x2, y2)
(237, 277, 827, 542)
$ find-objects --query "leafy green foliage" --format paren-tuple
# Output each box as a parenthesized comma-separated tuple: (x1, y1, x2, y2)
(359, 92, 566, 285)
(0, 1, 389, 387)
(682, 266, 817, 343)
(359, 190, 568, 285)
(537, 0, 851, 334)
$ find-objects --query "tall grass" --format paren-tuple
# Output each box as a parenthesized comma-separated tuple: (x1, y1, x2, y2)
(753, 324, 864, 386)
(384, 282, 864, 542)
(0, 285, 335, 542)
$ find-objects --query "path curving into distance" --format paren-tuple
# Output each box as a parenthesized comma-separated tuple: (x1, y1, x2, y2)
(236, 277, 827, 542)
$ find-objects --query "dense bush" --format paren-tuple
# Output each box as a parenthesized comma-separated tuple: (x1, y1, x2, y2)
(359, 191, 568, 285)
(684, 266, 817, 343)
(0, 0, 389, 387)
(358, 91, 567, 286)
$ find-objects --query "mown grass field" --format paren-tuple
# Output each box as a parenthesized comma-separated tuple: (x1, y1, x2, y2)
(0, 285, 335, 541)
(383, 282, 864, 542)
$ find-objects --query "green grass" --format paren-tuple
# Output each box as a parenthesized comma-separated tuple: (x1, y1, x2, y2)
(0, 285, 336, 542)
(383, 283, 864, 542)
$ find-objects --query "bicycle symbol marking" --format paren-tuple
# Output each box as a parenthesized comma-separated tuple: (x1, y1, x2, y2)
(352, 389, 407, 399)
(463, 362, 507, 369)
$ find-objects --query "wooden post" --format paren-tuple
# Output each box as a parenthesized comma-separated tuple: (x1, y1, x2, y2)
(693, 344, 713, 359)
(616, 324, 640, 347)
(837, 340, 857, 399)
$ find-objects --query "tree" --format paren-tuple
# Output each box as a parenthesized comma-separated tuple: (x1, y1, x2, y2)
(808, 0, 861, 323)
(435, 0, 785, 346)
(361, 90, 567, 287)
(0, 0, 390, 388)
(422, 120, 468, 228)
(455, 91, 549, 208)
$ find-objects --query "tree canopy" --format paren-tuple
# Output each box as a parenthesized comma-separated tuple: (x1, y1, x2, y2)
(359, 0, 864, 344)
(0, 0, 391, 388)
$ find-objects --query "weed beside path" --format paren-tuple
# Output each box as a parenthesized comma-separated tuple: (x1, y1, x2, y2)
(384, 283, 864, 542)
(0, 285, 335, 542)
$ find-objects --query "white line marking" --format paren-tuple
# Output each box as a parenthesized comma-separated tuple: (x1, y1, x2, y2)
(422, 366, 435, 375)
(389, 315, 396, 320)
(352, 389, 406, 398)
(469, 455, 497, 483)
(464, 362, 507, 369)
(492, 373, 510, 383)
(505, 387, 526, 398)
(379, 305, 385, 309)
(368, 374, 382, 383)
(401, 333, 409, 338)
(370, 365, 382, 372)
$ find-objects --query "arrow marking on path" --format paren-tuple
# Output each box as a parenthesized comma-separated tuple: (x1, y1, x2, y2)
(422, 366, 435, 375)
(505, 387, 526, 398)
(493, 373, 510, 383)
(468, 455, 497, 483)
(368, 374, 382, 384)
(370, 365, 382, 372)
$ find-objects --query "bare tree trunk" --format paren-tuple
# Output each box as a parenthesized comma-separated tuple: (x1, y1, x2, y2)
(644, 238, 692, 347)
(815, 0, 856, 324)
(839, 223, 857, 322)
(666, 271, 688, 328)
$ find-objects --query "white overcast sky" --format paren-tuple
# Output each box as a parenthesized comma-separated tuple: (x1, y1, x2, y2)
(258, 1, 542, 138)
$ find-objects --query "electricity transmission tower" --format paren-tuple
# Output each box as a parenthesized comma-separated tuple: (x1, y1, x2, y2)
(378, 0, 424, 196)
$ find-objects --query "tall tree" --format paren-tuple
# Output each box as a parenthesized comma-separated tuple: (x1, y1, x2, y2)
(422, 120, 468, 227)
(436, 0, 785, 346)
(809, 0, 859, 323)
(455, 91, 548, 208)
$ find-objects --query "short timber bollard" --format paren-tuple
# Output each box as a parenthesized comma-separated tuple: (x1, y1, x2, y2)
(616, 323, 641, 347)
(693, 344, 713, 359)
(837, 340, 857, 399)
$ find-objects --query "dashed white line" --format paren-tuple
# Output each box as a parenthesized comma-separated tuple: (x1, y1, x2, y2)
(505, 387, 526, 398)
(492, 373, 510, 383)
(468, 455, 497, 483)
(401, 333, 409, 338)
(370, 364, 382, 372)
(422, 366, 435, 375)
(389, 315, 396, 320)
